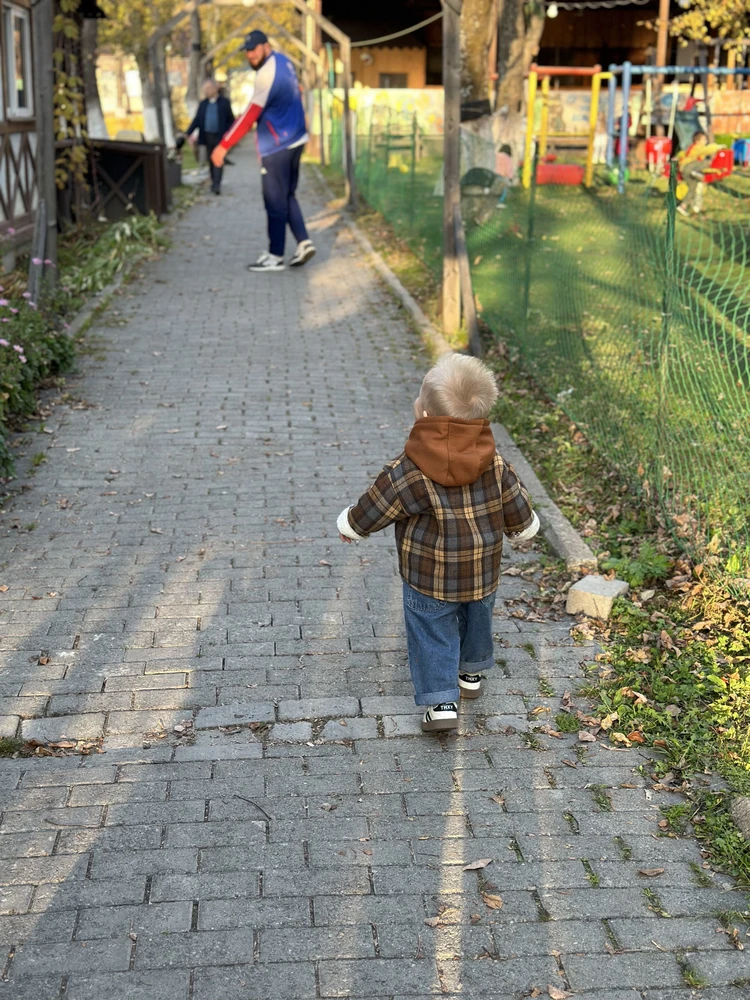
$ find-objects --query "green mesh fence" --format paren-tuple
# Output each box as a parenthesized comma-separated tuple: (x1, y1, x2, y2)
(329, 113, 750, 576)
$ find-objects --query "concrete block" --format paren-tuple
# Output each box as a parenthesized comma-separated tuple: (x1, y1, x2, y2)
(320, 717, 378, 741)
(566, 574, 629, 618)
(0, 715, 19, 739)
(269, 722, 313, 742)
(195, 702, 274, 729)
(21, 713, 105, 744)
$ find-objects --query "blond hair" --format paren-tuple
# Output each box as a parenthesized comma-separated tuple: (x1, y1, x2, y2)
(419, 352, 498, 420)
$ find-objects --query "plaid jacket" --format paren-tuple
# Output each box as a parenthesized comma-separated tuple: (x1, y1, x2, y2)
(344, 449, 536, 602)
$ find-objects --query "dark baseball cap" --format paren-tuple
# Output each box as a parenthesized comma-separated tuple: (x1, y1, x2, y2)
(241, 30, 268, 51)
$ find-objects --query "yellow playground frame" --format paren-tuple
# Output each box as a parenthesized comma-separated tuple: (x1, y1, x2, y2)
(522, 64, 614, 189)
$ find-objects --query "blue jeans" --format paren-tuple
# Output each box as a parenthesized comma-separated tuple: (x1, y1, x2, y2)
(402, 581, 497, 706)
(261, 145, 308, 256)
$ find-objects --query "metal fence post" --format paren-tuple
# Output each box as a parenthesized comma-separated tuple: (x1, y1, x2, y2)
(523, 145, 540, 339)
(618, 61, 632, 194)
(657, 161, 677, 489)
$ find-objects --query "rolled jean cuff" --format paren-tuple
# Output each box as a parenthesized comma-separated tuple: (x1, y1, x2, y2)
(459, 652, 495, 673)
(413, 686, 460, 707)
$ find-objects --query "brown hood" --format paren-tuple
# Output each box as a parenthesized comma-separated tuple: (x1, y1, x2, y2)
(404, 417, 496, 487)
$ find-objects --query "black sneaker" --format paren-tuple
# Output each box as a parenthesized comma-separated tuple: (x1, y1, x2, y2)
(458, 672, 483, 699)
(421, 702, 458, 732)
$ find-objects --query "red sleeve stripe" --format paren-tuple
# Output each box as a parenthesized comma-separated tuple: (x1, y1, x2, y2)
(220, 103, 262, 150)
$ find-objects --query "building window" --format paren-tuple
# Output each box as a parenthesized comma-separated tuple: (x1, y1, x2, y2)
(379, 73, 408, 89)
(4, 4, 32, 118)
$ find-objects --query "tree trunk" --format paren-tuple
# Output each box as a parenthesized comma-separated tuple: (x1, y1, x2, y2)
(186, 8, 202, 120)
(158, 40, 177, 147)
(82, 18, 107, 139)
(495, 0, 545, 115)
(460, 0, 496, 101)
(136, 50, 160, 142)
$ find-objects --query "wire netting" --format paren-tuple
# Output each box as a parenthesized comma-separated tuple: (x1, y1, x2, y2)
(328, 112, 750, 577)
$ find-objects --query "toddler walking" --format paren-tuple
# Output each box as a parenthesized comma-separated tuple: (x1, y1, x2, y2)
(337, 353, 539, 732)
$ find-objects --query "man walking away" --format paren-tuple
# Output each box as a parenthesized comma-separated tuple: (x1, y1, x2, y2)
(185, 80, 234, 195)
(211, 30, 316, 272)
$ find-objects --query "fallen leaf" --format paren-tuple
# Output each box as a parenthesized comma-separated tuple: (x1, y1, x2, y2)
(150, 528, 163, 535)
(470, 913, 482, 924)
(627, 731, 645, 743)
(319, 560, 331, 566)
(489, 795, 505, 808)
(600, 711, 619, 731)
(578, 731, 597, 742)
(561, 759, 577, 768)
(482, 893, 503, 909)
(547, 986, 573, 999)
(0, 585, 8, 592)
(638, 867, 665, 877)
(463, 858, 493, 871)
(66, 447, 80, 453)
(216, 424, 228, 431)
(664, 704, 682, 718)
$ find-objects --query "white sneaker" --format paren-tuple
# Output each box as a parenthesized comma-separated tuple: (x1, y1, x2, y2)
(288, 239, 316, 267)
(421, 702, 458, 733)
(458, 672, 483, 699)
(248, 252, 285, 272)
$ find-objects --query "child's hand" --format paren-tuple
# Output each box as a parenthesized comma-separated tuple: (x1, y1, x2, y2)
(339, 532, 353, 544)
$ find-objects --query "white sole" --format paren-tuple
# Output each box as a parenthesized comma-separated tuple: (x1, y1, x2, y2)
(248, 264, 285, 272)
(421, 715, 458, 732)
(289, 245, 316, 267)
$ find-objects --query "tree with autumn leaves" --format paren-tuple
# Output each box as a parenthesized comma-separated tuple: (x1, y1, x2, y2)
(670, 0, 750, 53)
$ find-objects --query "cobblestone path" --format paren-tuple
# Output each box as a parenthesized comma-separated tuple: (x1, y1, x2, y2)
(0, 151, 745, 999)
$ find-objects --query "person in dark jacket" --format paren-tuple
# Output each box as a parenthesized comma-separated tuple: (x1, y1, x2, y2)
(186, 80, 234, 194)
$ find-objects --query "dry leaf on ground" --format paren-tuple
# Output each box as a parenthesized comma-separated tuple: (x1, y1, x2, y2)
(638, 867, 665, 877)
(463, 858, 493, 871)
(548, 987, 574, 1000)
(482, 893, 503, 909)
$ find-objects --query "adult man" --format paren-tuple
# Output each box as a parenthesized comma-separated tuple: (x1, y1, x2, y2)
(211, 30, 316, 272)
(185, 80, 234, 195)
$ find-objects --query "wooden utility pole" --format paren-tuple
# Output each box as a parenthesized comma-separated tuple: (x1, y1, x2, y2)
(31, 0, 57, 292)
(442, 0, 462, 335)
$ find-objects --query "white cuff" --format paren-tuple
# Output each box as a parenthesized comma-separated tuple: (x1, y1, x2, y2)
(337, 505, 366, 541)
(509, 511, 540, 542)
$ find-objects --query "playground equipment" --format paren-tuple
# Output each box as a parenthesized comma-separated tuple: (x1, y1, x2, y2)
(522, 65, 612, 189)
(606, 63, 750, 193)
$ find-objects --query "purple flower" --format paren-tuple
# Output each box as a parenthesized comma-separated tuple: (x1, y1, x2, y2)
(0, 318, 9, 323)
(0, 299, 8, 307)
(9, 308, 17, 314)
(21, 291, 30, 299)
(28, 301, 37, 309)
(0, 339, 8, 347)
(31, 257, 42, 266)
(7, 227, 15, 235)
(43, 259, 55, 267)
(19, 355, 26, 364)
(13, 345, 23, 353)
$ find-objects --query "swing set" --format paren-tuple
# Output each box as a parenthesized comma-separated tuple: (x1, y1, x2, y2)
(522, 64, 612, 189)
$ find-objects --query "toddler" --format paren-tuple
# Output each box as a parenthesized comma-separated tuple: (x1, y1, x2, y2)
(337, 353, 539, 732)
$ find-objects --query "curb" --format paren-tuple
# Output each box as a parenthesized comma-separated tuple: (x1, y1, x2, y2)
(310, 165, 596, 576)
(492, 423, 597, 573)
(311, 166, 452, 359)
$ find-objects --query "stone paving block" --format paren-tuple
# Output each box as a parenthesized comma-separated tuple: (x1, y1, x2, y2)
(361, 696, 416, 716)
(261, 925, 376, 961)
(0, 884, 33, 915)
(89, 848, 198, 880)
(566, 953, 685, 991)
(31, 878, 148, 913)
(320, 717, 379, 740)
(21, 713, 105, 743)
(317, 958, 441, 997)
(11, 938, 132, 977)
(0, 910, 76, 945)
(277, 697, 360, 721)
(76, 900, 193, 939)
(165, 820, 266, 850)
(269, 721, 313, 742)
(382, 714, 423, 737)
(134, 928, 253, 969)
(105, 709, 191, 735)
(0, 977, 64, 999)
(610, 916, 734, 952)
(192, 964, 316, 1000)
(64, 971, 191, 1000)
(1, 806, 102, 834)
(195, 702, 275, 729)
(199, 897, 310, 931)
